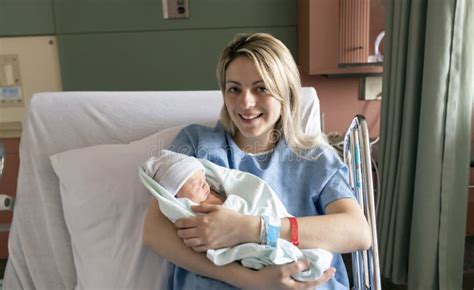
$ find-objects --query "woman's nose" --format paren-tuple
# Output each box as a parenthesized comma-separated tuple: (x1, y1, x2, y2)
(239, 89, 256, 108)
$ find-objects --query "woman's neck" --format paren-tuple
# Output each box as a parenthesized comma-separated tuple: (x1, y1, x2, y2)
(234, 132, 278, 154)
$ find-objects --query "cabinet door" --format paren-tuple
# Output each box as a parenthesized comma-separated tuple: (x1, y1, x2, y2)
(298, 0, 384, 75)
(339, 0, 370, 65)
(467, 168, 474, 235)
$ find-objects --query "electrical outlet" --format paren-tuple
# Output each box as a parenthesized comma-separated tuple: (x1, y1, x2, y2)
(162, 0, 189, 19)
(360, 76, 382, 101)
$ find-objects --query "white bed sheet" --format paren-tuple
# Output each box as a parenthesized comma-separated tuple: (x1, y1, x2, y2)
(4, 88, 320, 289)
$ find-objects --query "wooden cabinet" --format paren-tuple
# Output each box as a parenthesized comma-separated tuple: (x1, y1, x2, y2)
(298, 0, 385, 75)
(467, 167, 474, 235)
(0, 138, 20, 259)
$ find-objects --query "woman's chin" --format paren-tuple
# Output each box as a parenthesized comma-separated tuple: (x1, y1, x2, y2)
(236, 126, 262, 137)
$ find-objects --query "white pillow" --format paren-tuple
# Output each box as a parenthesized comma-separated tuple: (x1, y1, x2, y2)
(50, 125, 184, 289)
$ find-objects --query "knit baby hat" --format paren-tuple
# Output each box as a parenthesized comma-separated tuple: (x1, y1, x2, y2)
(143, 150, 205, 196)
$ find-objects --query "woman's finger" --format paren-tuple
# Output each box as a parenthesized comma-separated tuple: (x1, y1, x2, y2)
(175, 217, 198, 229)
(276, 261, 335, 289)
(191, 204, 220, 213)
(176, 228, 198, 239)
(293, 267, 336, 289)
(284, 260, 310, 276)
(192, 245, 208, 252)
(182, 237, 202, 248)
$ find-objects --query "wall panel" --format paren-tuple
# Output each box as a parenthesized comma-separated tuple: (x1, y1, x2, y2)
(58, 27, 297, 90)
(53, 0, 296, 34)
(0, 0, 55, 36)
(55, 0, 297, 90)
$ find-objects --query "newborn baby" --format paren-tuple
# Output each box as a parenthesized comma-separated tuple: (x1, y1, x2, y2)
(140, 149, 333, 281)
(143, 150, 225, 205)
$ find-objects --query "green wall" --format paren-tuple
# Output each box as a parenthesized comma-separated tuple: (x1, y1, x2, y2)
(0, 0, 55, 36)
(58, 28, 296, 90)
(1, 0, 297, 90)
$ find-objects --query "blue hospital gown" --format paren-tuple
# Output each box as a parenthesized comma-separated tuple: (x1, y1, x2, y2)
(165, 122, 355, 290)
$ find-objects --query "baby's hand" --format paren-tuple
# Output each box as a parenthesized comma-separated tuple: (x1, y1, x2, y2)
(203, 191, 225, 205)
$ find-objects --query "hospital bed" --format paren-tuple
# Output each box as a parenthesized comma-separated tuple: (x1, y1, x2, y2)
(1, 88, 380, 289)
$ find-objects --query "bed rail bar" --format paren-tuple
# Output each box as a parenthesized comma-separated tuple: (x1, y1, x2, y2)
(343, 115, 381, 290)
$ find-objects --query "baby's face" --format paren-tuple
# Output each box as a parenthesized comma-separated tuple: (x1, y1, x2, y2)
(176, 170, 210, 203)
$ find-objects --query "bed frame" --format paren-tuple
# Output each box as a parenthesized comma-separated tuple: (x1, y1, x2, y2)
(0, 89, 380, 289)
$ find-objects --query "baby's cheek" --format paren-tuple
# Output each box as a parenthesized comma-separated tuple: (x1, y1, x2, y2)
(199, 190, 207, 203)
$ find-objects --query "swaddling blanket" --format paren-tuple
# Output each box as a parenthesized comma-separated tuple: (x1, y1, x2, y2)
(139, 158, 332, 281)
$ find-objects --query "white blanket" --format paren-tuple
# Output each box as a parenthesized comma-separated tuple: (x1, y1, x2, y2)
(139, 158, 332, 281)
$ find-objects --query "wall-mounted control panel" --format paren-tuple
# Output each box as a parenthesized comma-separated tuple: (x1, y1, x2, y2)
(0, 55, 23, 107)
(162, 0, 189, 19)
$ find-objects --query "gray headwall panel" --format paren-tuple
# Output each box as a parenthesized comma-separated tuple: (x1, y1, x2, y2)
(58, 27, 297, 90)
(0, 0, 297, 90)
(0, 0, 55, 36)
(53, 0, 296, 34)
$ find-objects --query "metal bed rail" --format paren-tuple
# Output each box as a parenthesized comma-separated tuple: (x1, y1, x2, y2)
(343, 115, 381, 290)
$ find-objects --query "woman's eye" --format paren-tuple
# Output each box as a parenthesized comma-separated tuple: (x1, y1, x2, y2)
(257, 86, 268, 93)
(227, 87, 240, 94)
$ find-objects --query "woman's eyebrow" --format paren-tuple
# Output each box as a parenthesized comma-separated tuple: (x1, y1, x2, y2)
(225, 80, 264, 85)
(225, 80, 241, 85)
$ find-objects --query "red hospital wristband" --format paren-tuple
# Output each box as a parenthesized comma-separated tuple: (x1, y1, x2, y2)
(288, 217, 299, 246)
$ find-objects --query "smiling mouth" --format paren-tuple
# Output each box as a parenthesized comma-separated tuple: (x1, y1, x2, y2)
(239, 113, 263, 120)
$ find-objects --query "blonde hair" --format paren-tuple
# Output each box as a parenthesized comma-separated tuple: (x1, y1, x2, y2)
(216, 32, 328, 154)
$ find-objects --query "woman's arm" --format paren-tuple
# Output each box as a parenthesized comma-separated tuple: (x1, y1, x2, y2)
(178, 198, 371, 254)
(279, 198, 372, 253)
(143, 199, 335, 289)
(143, 199, 247, 287)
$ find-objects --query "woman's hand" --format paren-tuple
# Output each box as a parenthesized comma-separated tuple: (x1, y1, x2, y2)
(242, 260, 336, 290)
(175, 204, 260, 252)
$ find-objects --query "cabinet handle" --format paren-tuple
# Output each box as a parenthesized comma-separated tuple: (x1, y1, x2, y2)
(0, 142, 4, 178)
(348, 46, 364, 51)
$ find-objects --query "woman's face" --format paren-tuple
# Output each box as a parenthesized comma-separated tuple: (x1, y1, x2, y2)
(224, 56, 282, 151)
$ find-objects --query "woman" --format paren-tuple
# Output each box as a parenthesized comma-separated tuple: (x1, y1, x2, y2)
(143, 33, 371, 289)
